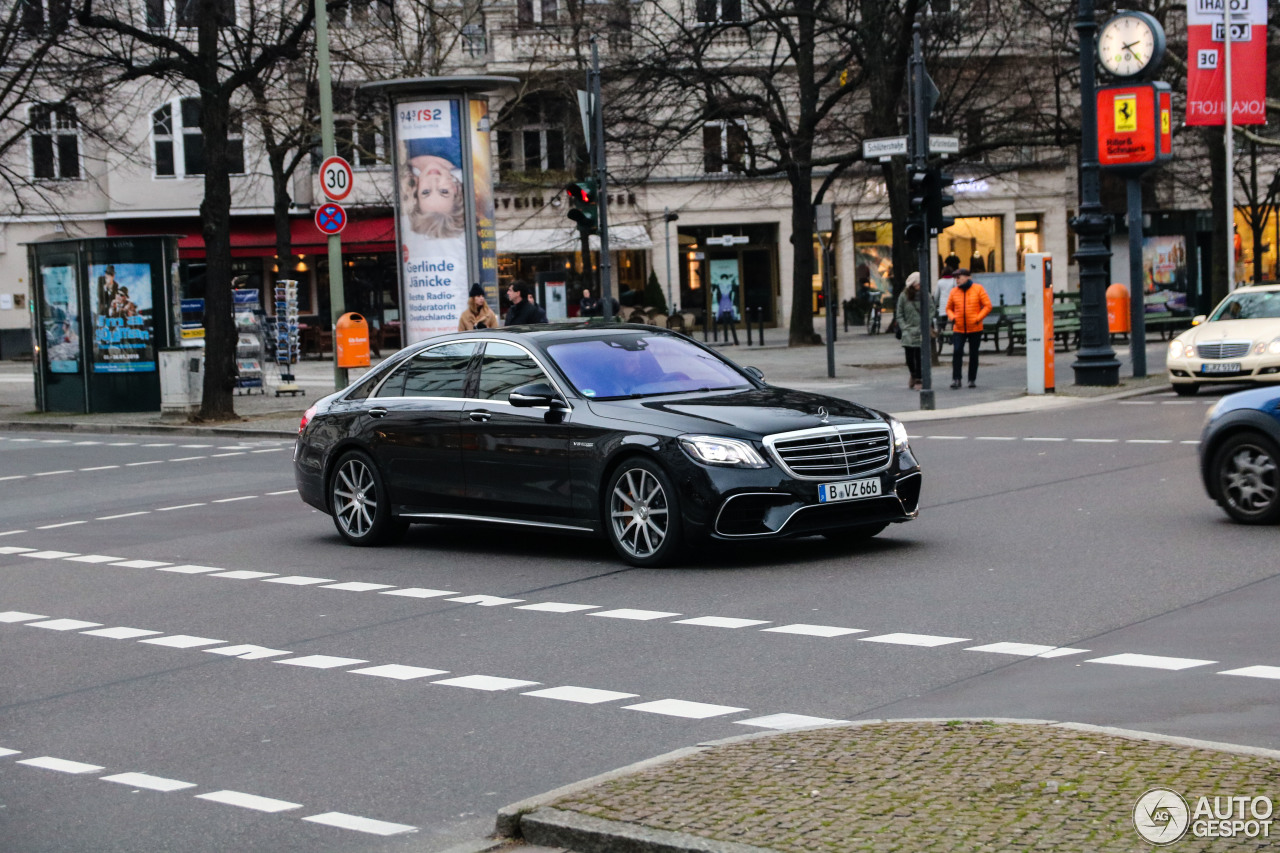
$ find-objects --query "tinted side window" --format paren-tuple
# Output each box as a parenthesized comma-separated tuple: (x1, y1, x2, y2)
(345, 367, 387, 401)
(477, 341, 547, 400)
(374, 343, 475, 398)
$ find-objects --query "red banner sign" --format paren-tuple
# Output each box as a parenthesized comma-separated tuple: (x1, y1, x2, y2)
(1185, 0, 1267, 125)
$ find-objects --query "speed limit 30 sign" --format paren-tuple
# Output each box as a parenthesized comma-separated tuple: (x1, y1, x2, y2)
(320, 155, 353, 202)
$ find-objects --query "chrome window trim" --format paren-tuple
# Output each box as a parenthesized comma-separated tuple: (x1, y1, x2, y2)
(475, 339, 574, 412)
(397, 512, 592, 532)
(762, 423, 893, 481)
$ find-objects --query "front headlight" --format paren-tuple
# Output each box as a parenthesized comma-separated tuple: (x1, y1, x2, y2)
(1269, 338, 1280, 355)
(889, 417, 911, 449)
(1169, 340, 1193, 360)
(679, 435, 769, 468)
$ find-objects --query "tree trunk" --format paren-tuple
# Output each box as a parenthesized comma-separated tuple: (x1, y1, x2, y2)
(787, 164, 818, 346)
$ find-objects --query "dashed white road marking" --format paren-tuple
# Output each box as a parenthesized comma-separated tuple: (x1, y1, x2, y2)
(82, 627, 162, 640)
(860, 632, 969, 647)
(21, 550, 80, 559)
(1024, 437, 1067, 442)
(158, 503, 206, 511)
(1125, 439, 1173, 444)
(447, 594, 524, 606)
(33, 470, 74, 476)
(591, 608, 682, 621)
(1219, 665, 1280, 680)
(625, 699, 747, 719)
(18, 756, 104, 774)
(301, 812, 417, 836)
(967, 642, 1059, 656)
(36, 521, 87, 530)
(674, 616, 771, 629)
(266, 489, 297, 495)
(79, 465, 119, 471)
(29, 619, 102, 631)
(1072, 438, 1119, 443)
(0, 530, 26, 537)
(64, 554, 122, 563)
(1038, 647, 1091, 658)
(761, 624, 864, 637)
(0, 546, 36, 554)
(515, 602, 599, 613)
(432, 675, 540, 691)
(139, 635, 224, 649)
(0, 747, 21, 757)
(323, 581, 395, 592)
(204, 645, 291, 660)
(1086, 653, 1216, 670)
(110, 560, 171, 569)
(736, 713, 848, 730)
(0, 611, 46, 622)
(210, 452, 246, 458)
(209, 570, 277, 580)
(350, 664, 448, 680)
(126, 460, 164, 467)
(276, 655, 367, 669)
(0, 475, 27, 481)
(263, 575, 334, 585)
(101, 772, 197, 792)
(925, 435, 967, 440)
(381, 587, 458, 598)
(212, 495, 257, 503)
(167, 456, 207, 463)
(141, 443, 175, 448)
(522, 686, 638, 704)
(974, 436, 1017, 441)
(196, 790, 301, 813)
(157, 564, 224, 574)
(97, 512, 149, 520)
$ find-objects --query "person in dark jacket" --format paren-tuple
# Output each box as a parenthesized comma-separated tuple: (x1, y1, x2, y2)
(505, 280, 548, 326)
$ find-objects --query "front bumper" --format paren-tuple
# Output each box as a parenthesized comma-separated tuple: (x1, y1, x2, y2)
(1168, 354, 1280, 385)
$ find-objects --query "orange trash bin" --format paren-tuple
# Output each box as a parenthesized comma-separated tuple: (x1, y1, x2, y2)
(335, 312, 371, 368)
(1106, 283, 1130, 334)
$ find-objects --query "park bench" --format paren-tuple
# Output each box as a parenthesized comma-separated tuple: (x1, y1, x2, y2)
(1000, 305, 1082, 354)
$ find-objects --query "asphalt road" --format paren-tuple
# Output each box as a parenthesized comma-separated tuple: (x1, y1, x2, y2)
(2, 390, 1278, 852)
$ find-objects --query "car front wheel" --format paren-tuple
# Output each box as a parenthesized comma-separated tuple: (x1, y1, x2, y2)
(606, 458, 683, 567)
(1213, 432, 1280, 524)
(330, 451, 407, 545)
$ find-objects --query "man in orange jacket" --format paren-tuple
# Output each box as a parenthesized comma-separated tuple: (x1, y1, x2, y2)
(945, 268, 992, 389)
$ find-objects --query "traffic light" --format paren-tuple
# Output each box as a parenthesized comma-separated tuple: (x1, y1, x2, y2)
(905, 167, 928, 244)
(565, 180, 598, 234)
(928, 168, 955, 233)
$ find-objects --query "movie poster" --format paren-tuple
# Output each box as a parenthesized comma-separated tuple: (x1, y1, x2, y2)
(709, 259, 741, 321)
(89, 262, 155, 372)
(41, 265, 80, 374)
(470, 98, 498, 313)
(396, 98, 470, 344)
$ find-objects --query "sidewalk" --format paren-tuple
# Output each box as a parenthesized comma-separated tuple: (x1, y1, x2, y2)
(484, 719, 1280, 853)
(0, 325, 1173, 437)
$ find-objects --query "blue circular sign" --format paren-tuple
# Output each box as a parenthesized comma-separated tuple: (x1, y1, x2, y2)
(315, 202, 347, 235)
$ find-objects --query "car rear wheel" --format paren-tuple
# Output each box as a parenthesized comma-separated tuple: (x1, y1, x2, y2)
(1213, 432, 1280, 524)
(606, 458, 683, 567)
(1172, 383, 1199, 396)
(822, 523, 888, 545)
(330, 451, 408, 546)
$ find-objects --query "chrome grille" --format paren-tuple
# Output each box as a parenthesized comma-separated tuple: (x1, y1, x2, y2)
(1197, 341, 1251, 360)
(765, 425, 892, 480)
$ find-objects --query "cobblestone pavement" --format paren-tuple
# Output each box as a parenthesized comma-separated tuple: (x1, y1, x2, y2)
(529, 721, 1280, 852)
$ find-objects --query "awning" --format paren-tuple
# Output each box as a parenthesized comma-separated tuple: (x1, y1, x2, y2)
(495, 224, 653, 254)
(107, 216, 397, 258)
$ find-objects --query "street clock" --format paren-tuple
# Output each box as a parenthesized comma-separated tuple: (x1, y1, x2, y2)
(1098, 11, 1166, 80)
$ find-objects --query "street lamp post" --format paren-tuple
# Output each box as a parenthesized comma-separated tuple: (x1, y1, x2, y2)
(1070, 0, 1121, 386)
(664, 208, 679, 312)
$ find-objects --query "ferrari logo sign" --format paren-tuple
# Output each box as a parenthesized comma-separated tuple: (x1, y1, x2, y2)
(1097, 83, 1172, 173)
(1113, 95, 1138, 133)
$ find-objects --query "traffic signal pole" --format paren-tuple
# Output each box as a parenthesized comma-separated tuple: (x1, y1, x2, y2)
(909, 25, 935, 411)
(313, 0, 346, 390)
(589, 39, 613, 316)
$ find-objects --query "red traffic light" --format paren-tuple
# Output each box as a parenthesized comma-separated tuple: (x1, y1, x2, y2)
(565, 182, 594, 204)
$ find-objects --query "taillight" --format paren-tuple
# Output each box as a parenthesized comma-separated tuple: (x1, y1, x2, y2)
(299, 404, 317, 434)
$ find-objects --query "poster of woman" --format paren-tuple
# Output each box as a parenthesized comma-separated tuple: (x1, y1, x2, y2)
(396, 98, 471, 344)
(89, 262, 156, 372)
(40, 265, 80, 374)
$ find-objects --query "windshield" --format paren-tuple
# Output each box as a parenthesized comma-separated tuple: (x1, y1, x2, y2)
(546, 334, 752, 400)
(1209, 290, 1280, 322)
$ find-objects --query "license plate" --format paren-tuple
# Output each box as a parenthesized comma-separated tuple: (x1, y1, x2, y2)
(1201, 362, 1242, 375)
(818, 477, 882, 503)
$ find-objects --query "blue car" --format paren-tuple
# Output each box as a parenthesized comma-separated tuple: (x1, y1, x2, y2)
(1199, 387, 1280, 524)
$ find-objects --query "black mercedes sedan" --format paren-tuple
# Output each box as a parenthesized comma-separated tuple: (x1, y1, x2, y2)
(293, 324, 921, 567)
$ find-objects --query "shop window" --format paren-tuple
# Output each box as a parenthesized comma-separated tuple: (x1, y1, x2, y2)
(696, 0, 741, 23)
(1015, 214, 1042, 271)
(703, 119, 748, 173)
(496, 96, 572, 177)
(853, 220, 894, 295)
(1234, 207, 1278, 284)
(939, 216, 1003, 274)
(30, 104, 79, 180)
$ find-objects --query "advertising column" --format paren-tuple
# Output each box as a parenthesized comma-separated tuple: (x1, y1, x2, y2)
(1186, 0, 1267, 126)
(469, 99, 499, 314)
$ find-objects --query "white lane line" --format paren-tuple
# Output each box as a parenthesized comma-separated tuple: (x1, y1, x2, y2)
(97, 512, 150, 520)
(624, 699, 747, 719)
(64, 555, 124, 563)
(1038, 647, 1090, 658)
(0, 530, 28, 537)
(17, 756, 104, 774)
(974, 436, 1017, 441)
(72, 441, 102, 446)
(322, 582, 395, 592)
(208, 570, 277, 580)
(217, 446, 252, 451)
(860, 632, 970, 647)
(212, 496, 257, 503)
(966, 642, 1059, 656)
(36, 521, 87, 530)
(157, 564, 224, 574)
(1125, 439, 1173, 444)
(736, 713, 848, 730)
(167, 457, 207, 463)
(101, 772, 196, 792)
(349, 664, 448, 680)
(7, 438, 36, 442)
(82, 627, 163, 640)
(1023, 437, 1067, 443)
(381, 587, 458, 599)
(515, 602, 600, 613)
(0, 475, 28, 481)
(21, 550, 80, 559)
(302, 812, 417, 836)
(33, 470, 74, 476)
(1086, 653, 1216, 670)
(29, 619, 102, 631)
(924, 435, 967, 440)
(196, 790, 302, 813)
(276, 655, 368, 669)
(522, 686, 638, 704)
(0, 747, 20, 756)
(39, 439, 70, 444)
(447, 594, 525, 606)
(139, 635, 224, 649)
(141, 443, 175, 448)
(179, 444, 213, 448)
(674, 616, 771, 629)
(266, 489, 297, 495)
(432, 675, 540, 691)
(158, 503, 207, 511)
(205, 645, 291, 660)
(250, 448, 285, 454)
(79, 466, 120, 471)
(761, 624, 864, 637)
(1120, 401, 1157, 406)
(590, 608, 681, 621)
(126, 461, 164, 467)
(0, 546, 37, 554)
(210, 452, 246, 458)
(106, 442, 137, 446)
(110, 560, 172, 569)
(263, 576, 335, 586)
(1072, 438, 1119, 444)
(0, 611, 47, 622)
(1219, 666, 1280, 680)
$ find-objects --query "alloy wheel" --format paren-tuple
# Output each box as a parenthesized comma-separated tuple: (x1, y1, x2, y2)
(333, 457, 378, 539)
(1221, 442, 1278, 519)
(610, 468, 670, 559)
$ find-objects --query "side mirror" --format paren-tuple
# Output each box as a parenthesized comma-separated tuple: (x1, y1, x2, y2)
(509, 382, 568, 409)
(744, 366, 765, 382)
(1191, 315, 1206, 326)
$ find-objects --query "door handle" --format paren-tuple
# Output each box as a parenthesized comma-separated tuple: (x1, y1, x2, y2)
(368, 407, 389, 418)
(469, 410, 492, 422)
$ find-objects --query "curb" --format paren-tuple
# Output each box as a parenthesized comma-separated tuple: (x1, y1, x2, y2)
(890, 381, 1170, 422)
(493, 717, 1280, 853)
(0, 420, 297, 440)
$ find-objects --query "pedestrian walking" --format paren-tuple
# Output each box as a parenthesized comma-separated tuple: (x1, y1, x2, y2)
(457, 283, 498, 331)
(504, 280, 548, 326)
(945, 268, 992, 389)
(897, 272, 924, 390)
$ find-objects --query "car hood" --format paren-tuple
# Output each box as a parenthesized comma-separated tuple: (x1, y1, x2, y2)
(584, 386, 885, 437)
(1181, 319, 1279, 343)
